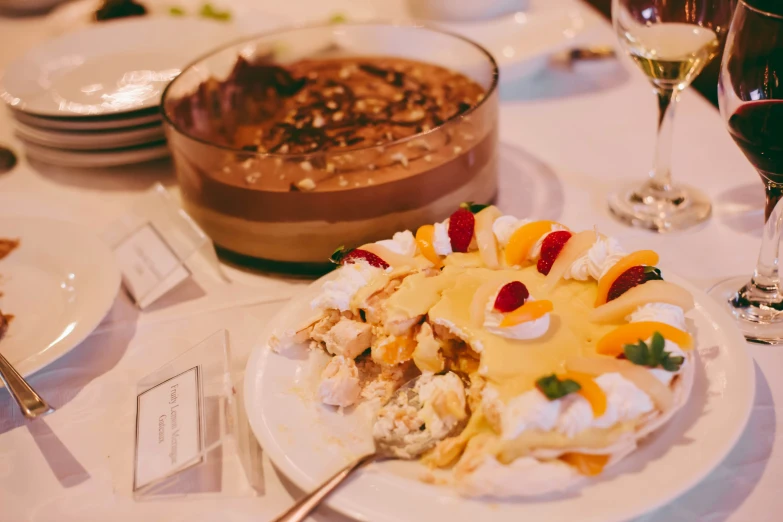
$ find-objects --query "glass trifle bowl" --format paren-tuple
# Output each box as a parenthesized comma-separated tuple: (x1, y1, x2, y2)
(161, 23, 499, 268)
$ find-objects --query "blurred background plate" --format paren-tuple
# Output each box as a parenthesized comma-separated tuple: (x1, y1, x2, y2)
(0, 16, 237, 117)
(50, 0, 293, 36)
(432, 0, 595, 83)
(21, 139, 169, 167)
(13, 119, 163, 150)
(11, 106, 161, 130)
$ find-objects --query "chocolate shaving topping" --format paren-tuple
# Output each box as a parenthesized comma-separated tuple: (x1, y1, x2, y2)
(168, 56, 485, 156)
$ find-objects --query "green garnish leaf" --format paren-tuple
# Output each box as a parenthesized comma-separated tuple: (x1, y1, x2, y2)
(662, 355, 685, 372)
(649, 331, 665, 363)
(536, 374, 581, 400)
(643, 266, 664, 281)
(169, 6, 186, 16)
(329, 12, 348, 24)
(624, 340, 648, 366)
(199, 2, 231, 21)
(329, 246, 348, 265)
(623, 331, 684, 372)
(459, 201, 489, 214)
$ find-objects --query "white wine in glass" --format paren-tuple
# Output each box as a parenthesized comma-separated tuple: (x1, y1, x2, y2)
(622, 23, 720, 90)
(611, 0, 733, 231)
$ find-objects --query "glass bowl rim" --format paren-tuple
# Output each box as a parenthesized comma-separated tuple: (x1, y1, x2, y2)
(160, 20, 500, 157)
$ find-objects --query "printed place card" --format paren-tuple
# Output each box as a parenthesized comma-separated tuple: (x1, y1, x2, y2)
(115, 223, 190, 309)
(134, 366, 203, 491)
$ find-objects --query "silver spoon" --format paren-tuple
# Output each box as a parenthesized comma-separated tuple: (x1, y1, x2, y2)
(0, 145, 17, 174)
(0, 313, 54, 418)
(272, 374, 468, 522)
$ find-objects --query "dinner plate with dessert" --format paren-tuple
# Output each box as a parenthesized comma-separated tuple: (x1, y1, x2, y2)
(245, 204, 755, 521)
(0, 217, 120, 381)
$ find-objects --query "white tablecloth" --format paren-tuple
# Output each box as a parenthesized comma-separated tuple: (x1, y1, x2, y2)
(0, 1, 780, 521)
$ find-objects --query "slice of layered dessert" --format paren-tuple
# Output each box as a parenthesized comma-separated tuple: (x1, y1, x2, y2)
(270, 204, 696, 497)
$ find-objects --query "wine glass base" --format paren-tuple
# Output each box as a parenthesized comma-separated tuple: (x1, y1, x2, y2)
(708, 276, 783, 344)
(608, 181, 712, 232)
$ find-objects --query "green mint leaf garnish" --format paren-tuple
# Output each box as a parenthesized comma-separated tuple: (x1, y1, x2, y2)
(329, 12, 348, 24)
(649, 332, 665, 364)
(623, 331, 684, 372)
(661, 355, 684, 372)
(169, 6, 186, 16)
(459, 201, 489, 214)
(329, 246, 348, 265)
(643, 266, 663, 281)
(536, 374, 581, 400)
(624, 340, 648, 366)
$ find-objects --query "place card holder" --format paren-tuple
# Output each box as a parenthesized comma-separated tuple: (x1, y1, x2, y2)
(103, 182, 224, 309)
(133, 329, 260, 499)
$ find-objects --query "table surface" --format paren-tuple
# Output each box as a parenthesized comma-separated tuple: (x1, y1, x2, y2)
(0, 1, 780, 521)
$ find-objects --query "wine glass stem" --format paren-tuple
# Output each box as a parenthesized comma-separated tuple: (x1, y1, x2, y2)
(649, 87, 679, 193)
(747, 182, 783, 304)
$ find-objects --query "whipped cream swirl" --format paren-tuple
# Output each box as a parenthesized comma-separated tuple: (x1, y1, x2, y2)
(375, 230, 417, 257)
(483, 291, 550, 341)
(563, 236, 627, 281)
(311, 260, 388, 311)
(433, 220, 453, 256)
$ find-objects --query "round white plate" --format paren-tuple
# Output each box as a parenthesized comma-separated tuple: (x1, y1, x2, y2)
(244, 272, 755, 522)
(0, 217, 120, 379)
(431, 0, 594, 82)
(13, 119, 164, 151)
(21, 139, 169, 168)
(0, 17, 237, 117)
(11, 108, 161, 131)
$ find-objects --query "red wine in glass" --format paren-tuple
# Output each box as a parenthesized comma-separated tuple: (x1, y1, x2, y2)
(728, 100, 783, 183)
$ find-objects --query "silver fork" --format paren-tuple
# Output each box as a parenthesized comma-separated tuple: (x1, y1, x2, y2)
(0, 351, 54, 418)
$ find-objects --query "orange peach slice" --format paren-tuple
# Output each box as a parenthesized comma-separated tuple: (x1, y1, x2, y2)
(375, 335, 418, 366)
(562, 371, 607, 417)
(561, 453, 610, 476)
(499, 300, 553, 327)
(475, 206, 503, 269)
(595, 250, 660, 306)
(504, 220, 563, 266)
(415, 225, 443, 268)
(597, 321, 693, 357)
(590, 280, 695, 324)
(543, 230, 598, 290)
(565, 356, 674, 411)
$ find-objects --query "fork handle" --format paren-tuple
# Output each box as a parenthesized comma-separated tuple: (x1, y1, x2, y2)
(0, 352, 54, 419)
(273, 452, 377, 522)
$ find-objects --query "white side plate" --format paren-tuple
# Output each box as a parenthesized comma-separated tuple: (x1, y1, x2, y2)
(21, 140, 169, 168)
(14, 120, 164, 150)
(12, 108, 162, 131)
(0, 217, 120, 379)
(0, 17, 236, 117)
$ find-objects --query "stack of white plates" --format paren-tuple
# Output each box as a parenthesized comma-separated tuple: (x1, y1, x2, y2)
(0, 17, 237, 168)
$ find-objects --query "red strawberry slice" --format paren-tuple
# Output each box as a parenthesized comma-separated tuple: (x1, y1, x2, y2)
(494, 281, 530, 312)
(448, 208, 475, 253)
(537, 231, 572, 275)
(607, 266, 663, 302)
(330, 246, 389, 269)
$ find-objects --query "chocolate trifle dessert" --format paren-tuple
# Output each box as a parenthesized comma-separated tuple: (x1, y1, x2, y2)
(164, 36, 498, 266)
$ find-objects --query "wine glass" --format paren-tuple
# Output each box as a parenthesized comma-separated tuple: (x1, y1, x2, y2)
(611, 0, 734, 231)
(709, 0, 783, 343)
